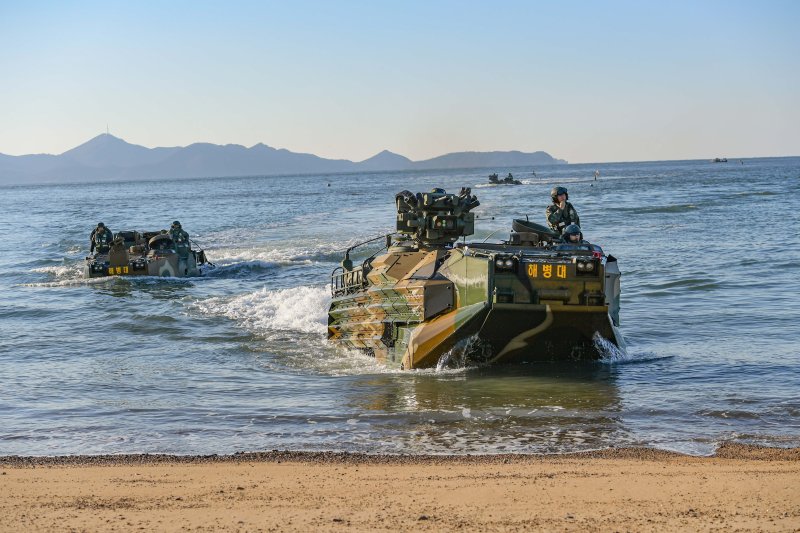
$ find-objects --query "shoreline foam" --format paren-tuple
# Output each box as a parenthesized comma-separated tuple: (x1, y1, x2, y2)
(2, 443, 798, 466)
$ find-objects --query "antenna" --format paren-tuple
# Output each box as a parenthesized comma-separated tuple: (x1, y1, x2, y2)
(106, 124, 109, 135)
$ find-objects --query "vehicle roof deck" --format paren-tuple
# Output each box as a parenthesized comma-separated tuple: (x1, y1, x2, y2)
(458, 242, 603, 256)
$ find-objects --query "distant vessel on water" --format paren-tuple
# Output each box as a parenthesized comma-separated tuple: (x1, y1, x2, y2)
(712, 157, 728, 163)
(327, 188, 623, 369)
(488, 172, 522, 185)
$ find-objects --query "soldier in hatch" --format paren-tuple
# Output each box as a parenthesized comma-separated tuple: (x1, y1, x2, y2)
(89, 222, 114, 254)
(546, 186, 580, 234)
(169, 220, 191, 257)
(561, 224, 586, 244)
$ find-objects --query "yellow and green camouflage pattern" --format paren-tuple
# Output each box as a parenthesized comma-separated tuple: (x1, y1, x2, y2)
(329, 244, 622, 369)
(328, 191, 623, 369)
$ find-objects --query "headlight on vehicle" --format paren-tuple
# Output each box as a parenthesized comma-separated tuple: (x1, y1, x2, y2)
(495, 256, 517, 272)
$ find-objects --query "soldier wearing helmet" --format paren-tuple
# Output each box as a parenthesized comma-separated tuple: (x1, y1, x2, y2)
(89, 222, 114, 254)
(169, 220, 191, 257)
(545, 186, 580, 234)
(561, 224, 585, 244)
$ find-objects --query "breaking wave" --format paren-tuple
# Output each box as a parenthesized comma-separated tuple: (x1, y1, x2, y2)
(206, 234, 386, 268)
(188, 284, 406, 375)
(191, 285, 331, 336)
(189, 285, 453, 375)
(210, 246, 315, 266)
(30, 264, 83, 279)
(23, 262, 96, 287)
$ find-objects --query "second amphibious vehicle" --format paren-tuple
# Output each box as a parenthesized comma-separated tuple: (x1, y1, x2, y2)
(85, 230, 209, 279)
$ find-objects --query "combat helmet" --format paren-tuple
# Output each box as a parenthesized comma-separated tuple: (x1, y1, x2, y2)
(562, 223, 582, 241)
(550, 186, 569, 203)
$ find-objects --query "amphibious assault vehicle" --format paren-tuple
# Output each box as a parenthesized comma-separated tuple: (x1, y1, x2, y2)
(328, 188, 623, 369)
(84, 230, 209, 279)
(488, 173, 522, 185)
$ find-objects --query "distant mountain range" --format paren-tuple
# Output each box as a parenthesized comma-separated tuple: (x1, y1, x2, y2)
(0, 134, 566, 184)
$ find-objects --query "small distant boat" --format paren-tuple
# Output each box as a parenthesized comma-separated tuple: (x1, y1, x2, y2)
(488, 172, 521, 185)
(711, 158, 728, 163)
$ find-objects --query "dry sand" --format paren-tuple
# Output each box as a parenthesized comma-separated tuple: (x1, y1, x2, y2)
(1, 444, 798, 532)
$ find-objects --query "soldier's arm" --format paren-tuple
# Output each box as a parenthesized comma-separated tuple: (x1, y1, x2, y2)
(545, 207, 554, 229)
(570, 206, 580, 227)
(546, 206, 562, 227)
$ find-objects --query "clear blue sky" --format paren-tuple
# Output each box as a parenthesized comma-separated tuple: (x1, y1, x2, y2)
(1, 1, 798, 162)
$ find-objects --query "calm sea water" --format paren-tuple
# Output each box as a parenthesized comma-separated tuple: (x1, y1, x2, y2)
(1, 158, 799, 456)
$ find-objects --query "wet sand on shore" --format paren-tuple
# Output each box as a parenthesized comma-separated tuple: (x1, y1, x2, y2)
(1, 444, 798, 532)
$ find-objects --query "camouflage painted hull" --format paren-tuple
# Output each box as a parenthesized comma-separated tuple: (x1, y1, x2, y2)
(84, 229, 208, 279)
(84, 251, 203, 278)
(328, 244, 623, 369)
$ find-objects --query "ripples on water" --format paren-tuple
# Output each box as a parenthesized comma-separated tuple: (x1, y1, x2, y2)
(1, 158, 799, 456)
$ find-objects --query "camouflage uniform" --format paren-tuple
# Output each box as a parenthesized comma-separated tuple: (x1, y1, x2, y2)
(169, 223, 191, 258)
(546, 202, 580, 234)
(90, 226, 114, 253)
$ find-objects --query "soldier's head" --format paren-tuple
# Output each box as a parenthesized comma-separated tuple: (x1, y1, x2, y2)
(171, 220, 181, 229)
(550, 186, 568, 204)
(563, 224, 582, 242)
(97, 222, 105, 229)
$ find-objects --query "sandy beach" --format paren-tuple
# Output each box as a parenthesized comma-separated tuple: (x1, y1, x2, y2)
(1, 444, 798, 532)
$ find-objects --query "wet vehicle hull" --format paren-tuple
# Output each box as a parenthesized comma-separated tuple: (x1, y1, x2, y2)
(328, 244, 623, 369)
(84, 252, 203, 278)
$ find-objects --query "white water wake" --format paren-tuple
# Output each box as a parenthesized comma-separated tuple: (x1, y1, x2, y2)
(191, 285, 330, 336)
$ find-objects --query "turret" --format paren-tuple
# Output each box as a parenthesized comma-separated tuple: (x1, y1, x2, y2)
(395, 188, 480, 248)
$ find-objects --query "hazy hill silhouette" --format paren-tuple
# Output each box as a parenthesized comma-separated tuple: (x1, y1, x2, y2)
(0, 134, 565, 184)
(416, 150, 562, 169)
(357, 150, 414, 171)
(62, 133, 181, 167)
